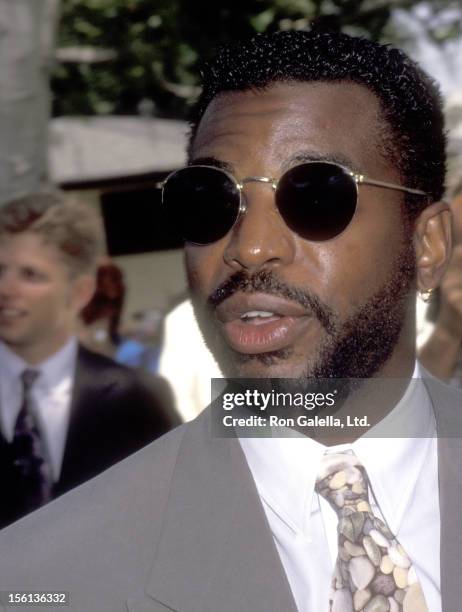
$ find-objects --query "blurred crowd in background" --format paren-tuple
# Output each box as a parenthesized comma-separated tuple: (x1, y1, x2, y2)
(1, 0, 462, 526)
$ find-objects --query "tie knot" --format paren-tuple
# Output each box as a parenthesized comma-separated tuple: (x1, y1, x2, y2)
(315, 452, 372, 515)
(21, 369, 39, 391)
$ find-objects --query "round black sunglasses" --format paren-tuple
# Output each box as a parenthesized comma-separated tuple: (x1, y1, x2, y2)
(159, 161, 427, 245)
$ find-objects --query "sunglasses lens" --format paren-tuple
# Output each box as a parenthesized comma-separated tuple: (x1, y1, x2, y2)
(276, 162, 357, 241)
(162, 166, 240, 244)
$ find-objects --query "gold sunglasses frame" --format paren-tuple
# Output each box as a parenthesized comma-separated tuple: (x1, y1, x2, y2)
(159, 161, 428, 243)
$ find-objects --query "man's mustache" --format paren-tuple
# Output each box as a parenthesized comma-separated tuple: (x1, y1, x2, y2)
(207, 270, 336, 334)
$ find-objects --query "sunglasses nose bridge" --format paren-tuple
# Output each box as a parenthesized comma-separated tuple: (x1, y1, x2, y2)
(238, 176, 277, 212)
(240, 175, 277, 189)
(237, 175, 287, 234)
(224, 176, 297, 272)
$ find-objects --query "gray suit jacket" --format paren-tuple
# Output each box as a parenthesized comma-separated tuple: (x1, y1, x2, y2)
(0, 376, 461, 612)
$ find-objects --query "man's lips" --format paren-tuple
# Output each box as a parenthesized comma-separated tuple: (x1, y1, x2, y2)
(215, 293, 313, 354)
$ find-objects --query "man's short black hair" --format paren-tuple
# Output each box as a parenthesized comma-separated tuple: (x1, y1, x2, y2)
(189, 30, 446, 217)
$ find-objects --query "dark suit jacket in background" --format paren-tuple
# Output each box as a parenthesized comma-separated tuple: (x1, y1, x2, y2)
(0, 375, 460, 611)
(0, 345, 180, 529)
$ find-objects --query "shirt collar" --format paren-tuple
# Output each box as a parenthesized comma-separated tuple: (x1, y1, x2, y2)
(0, 341, 28, 381)
(35, 337, 78, 390)
(0, 337, 78, 389)
(239, 361, 435, 537)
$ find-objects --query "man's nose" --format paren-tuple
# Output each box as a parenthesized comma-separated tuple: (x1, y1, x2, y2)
(223, 184, 296, 273)
(0, 270, 19, 297)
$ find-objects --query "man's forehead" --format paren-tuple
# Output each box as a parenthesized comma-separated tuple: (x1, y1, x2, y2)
(0, 231, 59, 260)
(191, 80, 389, 176)
(195, 80, 381, 130)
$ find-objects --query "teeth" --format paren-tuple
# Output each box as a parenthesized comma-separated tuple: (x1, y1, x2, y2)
(241, 310, 275, 319)
(0, 308, 23, 318)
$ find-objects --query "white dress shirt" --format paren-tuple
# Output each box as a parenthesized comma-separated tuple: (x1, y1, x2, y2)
(239, 362, 440, 612)
(0, 338, 78, 482)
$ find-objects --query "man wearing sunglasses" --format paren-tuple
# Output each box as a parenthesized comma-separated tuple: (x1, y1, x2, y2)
(0, 29, 460, 612)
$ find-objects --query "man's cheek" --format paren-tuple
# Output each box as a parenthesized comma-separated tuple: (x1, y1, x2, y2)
(185, 258, 205, 296)
(185, 247, 217, 296)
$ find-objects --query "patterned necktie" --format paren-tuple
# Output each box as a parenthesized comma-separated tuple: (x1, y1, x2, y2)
(11, 369, 53, 514)
(315, 452, 428, 612)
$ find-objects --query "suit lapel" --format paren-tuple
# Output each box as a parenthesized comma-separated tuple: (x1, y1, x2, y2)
(58, 346, 114, 490)
(58, 346, 91, 487)
(425, 376, 462, 611)
(140, 408, 298, 612)
(438, 435, 462, 612)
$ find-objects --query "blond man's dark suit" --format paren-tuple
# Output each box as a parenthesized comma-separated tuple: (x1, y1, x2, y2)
(0, 345, 179, 529)
(0, 375, 460, 611)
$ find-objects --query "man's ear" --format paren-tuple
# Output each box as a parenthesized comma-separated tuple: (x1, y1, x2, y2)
(414, 201, 452, 292)
(71, 274, 96, 314)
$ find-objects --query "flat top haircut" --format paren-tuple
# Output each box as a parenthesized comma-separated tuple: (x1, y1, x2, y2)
(0, 192, 104, 277)
(189, 29, 446, 218)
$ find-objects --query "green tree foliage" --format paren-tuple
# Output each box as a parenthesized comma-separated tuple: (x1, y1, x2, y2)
(52, 0, 462, 119)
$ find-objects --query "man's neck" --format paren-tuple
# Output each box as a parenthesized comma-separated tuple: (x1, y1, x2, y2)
(6, 334, 75, 366)
(308, 351, 417, 445)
